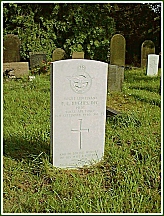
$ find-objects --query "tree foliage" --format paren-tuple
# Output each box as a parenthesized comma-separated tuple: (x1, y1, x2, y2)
(3, 3, 115, 62)
(3, 3, 161, 65)
(110, 3, 161, 65)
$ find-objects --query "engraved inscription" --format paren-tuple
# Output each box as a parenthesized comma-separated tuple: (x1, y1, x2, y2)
(59, 150, 100, 167)
(55, 96, 102, 118)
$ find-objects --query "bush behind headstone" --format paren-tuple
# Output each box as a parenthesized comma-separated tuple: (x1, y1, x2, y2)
(3, 3, 115, 62)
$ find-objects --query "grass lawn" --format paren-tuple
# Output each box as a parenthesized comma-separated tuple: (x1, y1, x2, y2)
(3, 68, 161, 213)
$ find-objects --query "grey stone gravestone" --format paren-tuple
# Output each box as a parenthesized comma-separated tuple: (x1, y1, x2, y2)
(110, 34, 126, 67)
(107, 64, 124, 92)
(3, 34, 21, 63)
(29, 52, 46, 69)
(141, 40, 155, 68)
(52, 48, 66, 61)
(3, 62, 29, 78)
(72, 52, 84, 59)
(147, 54, 159, 76)
(50, 59, 108, 168)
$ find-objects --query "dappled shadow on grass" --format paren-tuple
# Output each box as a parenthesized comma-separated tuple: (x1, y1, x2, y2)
(128, 85, 160, 94)
(3, 135, 50, 162)
(125, 73, 160, 83)
(129, 91, 161, 107)
(106, 112, 142, 129)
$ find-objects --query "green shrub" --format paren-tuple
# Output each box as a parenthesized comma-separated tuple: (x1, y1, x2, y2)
(3, 3, 115, 62)
(30, 61, 51, 75)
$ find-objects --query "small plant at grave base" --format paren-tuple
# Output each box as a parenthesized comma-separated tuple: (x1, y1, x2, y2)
(30, 61, 51, 75)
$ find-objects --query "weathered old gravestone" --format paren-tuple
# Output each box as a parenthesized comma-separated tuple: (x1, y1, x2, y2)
(147, 54, 159, 76)
(3, 34, 21, 63)
(107, 64, 124, 92)
(29, 52, 46, 69)
(141, 40, 155, 68)
(110, 34, 126, 67)
(51, 59, 108, 168)
(72, 52, 84, 59)
(3, 62, 29, 78)
(52, 48, 66, 61)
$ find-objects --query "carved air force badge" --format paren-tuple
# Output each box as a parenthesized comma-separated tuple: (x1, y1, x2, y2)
(68, 65, 92, 94)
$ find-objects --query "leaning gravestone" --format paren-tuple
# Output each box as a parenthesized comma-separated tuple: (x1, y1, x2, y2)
(29, 52, 46, 69)
(3, 34, 21, 63)
(147, 54, 159, 76)
(50, 59, 108, 168)
(52, 48, 66, 61)
(141, 40, 155, 68)
(108, 64, 124, 92)
(72, 52, 84, 59)
(110, 34, 126, 67)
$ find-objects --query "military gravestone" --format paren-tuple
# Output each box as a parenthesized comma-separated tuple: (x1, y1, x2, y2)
(141, 40, 155, 68)
(52, 48, 66, 61)
(29, 52, 46, 69)
(147, 54, 159, 76)
(51, 59, 108, 168)
(110, 34, 126, 67)
(3, 34, 21, 63)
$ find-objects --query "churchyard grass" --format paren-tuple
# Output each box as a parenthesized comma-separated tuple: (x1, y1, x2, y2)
(3, 68, 161, 213)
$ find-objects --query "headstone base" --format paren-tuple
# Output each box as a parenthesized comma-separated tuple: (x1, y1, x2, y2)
(107, 64, 124, 92)
(106, 106, 120, 117)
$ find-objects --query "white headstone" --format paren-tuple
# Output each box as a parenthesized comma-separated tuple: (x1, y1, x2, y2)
(51, 59, 108, 168)
(147, 54, 159, 76)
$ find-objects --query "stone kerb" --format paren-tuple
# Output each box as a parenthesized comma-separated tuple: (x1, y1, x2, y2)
(141, 40, 155, 68)
(3, 34, 21, 63)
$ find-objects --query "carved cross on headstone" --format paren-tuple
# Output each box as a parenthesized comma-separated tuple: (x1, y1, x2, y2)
(71, 119, 89, 149)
